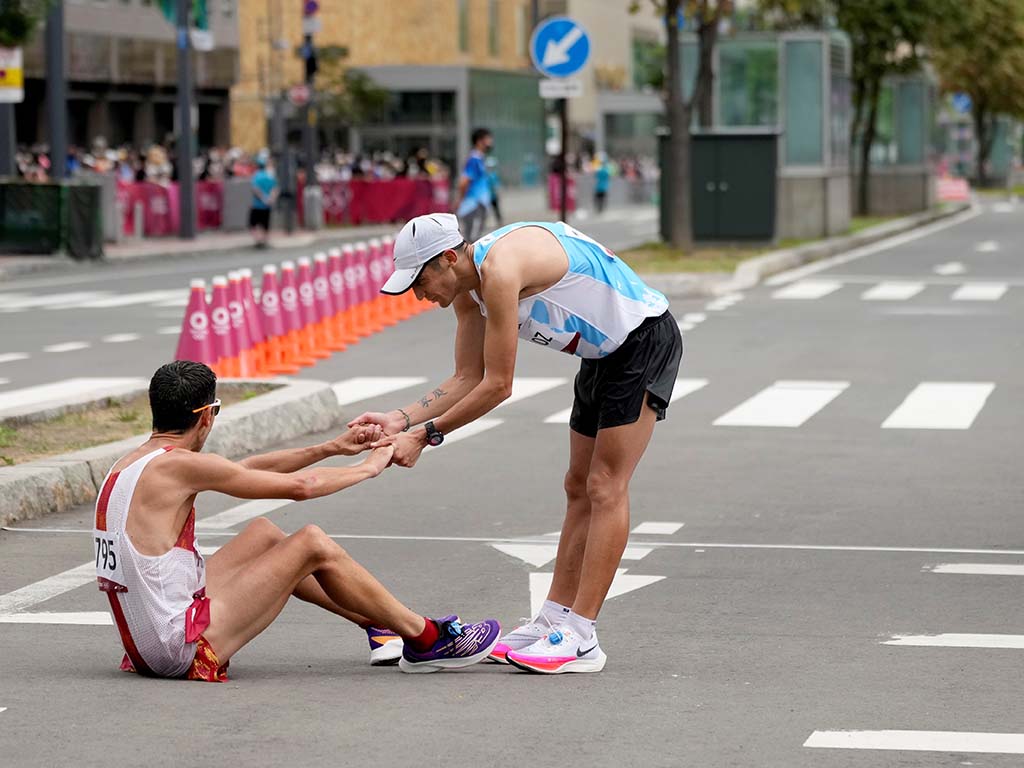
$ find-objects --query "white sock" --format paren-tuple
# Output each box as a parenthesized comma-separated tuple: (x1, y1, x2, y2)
(536, 599, 571, 627)
(564, 610, 596, 643)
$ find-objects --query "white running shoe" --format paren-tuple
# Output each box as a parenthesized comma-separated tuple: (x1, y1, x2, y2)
(366, 626, 404, 666)
(505, 627, 606, 674)
(487, 617, 556, 664)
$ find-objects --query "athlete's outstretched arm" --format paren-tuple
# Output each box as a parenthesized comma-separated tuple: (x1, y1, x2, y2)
(173, 445, 394, 501)
(347, 292, 487, 435)
(238, 424, 383, 473)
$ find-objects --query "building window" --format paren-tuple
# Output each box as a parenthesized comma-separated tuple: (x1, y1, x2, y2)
(488, 0, 500, 56)
(718, 41, 778, 128)
(458, 0, 470, 53)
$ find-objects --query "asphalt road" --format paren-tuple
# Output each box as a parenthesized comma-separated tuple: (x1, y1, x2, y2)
(1, 200, 1022, 766)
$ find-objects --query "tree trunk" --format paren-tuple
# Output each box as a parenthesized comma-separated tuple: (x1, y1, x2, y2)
(857, 76, 880, 216)
(694, 7, 718, 129)
(974, 104, 992, 188)
(849, 70, 865, 166)
(663, 0, 692, 249)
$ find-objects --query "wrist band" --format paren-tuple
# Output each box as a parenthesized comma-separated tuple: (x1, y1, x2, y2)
(397, 408, 411, 432)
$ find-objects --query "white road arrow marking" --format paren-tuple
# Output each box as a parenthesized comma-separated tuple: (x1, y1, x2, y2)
(542, 26, 584, 67)
(529, 569, 664, 617)
(934, 262, 965, 276)
(975, 240, 1000, 252)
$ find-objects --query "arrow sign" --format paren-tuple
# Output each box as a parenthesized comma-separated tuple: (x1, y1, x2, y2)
(529, 570, 664, 618)
(530, 16, 591, 79)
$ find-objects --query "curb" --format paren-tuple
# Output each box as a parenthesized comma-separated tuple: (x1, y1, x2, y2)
(641, 203, 973, 299)
(0, 378, 341, 528)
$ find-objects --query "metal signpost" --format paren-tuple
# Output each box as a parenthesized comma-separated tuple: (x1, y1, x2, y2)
(530, 16, 590, 222)
(176, 0, 197, 239)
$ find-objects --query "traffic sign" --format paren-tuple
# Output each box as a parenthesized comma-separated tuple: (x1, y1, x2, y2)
(951, 92, 972, 114)
(539, 78, 582, 99)
(530, 16, 590, 79)
(0, 47, 24, 104)
(288, 83, 311, 107)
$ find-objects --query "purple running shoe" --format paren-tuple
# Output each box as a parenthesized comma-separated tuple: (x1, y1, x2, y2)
(366, 626, 403, 666)
(398, 617, 501, 674)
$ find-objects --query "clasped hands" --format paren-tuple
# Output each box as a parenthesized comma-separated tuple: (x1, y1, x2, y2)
(344, 409, 428, 468)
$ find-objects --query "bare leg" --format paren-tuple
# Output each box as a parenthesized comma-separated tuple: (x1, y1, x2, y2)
(572, 397, 658, 619)
(545, 428, 596, 608)
(206, 518, 373, 626)
(204, 524, 426, 661)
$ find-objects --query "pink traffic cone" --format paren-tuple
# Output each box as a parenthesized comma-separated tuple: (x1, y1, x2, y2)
(174, 278, 217, 368)
(297, 256, 330, 359)
(279, 261, 317, 367)
(228, 271, 255, 377)
(314, 251, 346, 352)
(329, 247, 359, 345)
(239, 268, 267, 375)
(210, 275, 239, 377)
(259, 265, 300, 375)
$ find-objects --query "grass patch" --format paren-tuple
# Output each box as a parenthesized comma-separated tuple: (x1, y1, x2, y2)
(975, 184, 1024, 198)
(0, 382, 276, 466)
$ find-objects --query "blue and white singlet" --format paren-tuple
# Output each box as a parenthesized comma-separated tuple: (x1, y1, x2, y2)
(467, 221, 669, 359)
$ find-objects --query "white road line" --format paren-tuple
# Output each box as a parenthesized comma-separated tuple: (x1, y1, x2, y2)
(861, 282, 924, 301)
(157, 325, 182, 335)
(771, 280, 842, 300)
(952, 282, 1008, 301)
(42, 341, 91, 353)
(804, 730, 1024, 754)
(881, 382, 994, 430)
(934, 262, 965, 275)
(197, 499, 294, 530)
(441, 418, 503, 445)
(0, 561, 94, 613)
(332, 376, 428, 407)
(926, 563, 1024, 576)
(499, 377, 568, 407)
(884, 633, 1024, 649)
(0, 379, 9, 386)
(621, 546, 654, 560)
(880, 307, 994, 316)
(152, 296, 191, 308)
(0, 377, 146, 418)
(101, 333, 142, 344)
(542, 378, 707, 424)
(766, 205, 980, 286)
(0, 291, 109, 311)
(16, 528, 1024, 556)
(0, 353, 28, 364)
(677, 321, 695, 331)
(0, 611, 111, 625)
(60, 289, 187, 309)
(0, 708, 6, 714)
(976, 239, 1001, 250)
(713, 380, 848, 428)
(682, 313, 707, 323)
(631, 522, 683, 535)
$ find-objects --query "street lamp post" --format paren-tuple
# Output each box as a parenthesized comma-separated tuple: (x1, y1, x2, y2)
(176, 0, 197, 239)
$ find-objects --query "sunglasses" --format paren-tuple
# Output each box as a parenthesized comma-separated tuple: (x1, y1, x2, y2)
(191, 398, 221, 416)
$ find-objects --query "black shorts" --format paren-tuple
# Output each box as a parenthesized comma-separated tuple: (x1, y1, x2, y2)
(249, 207, 271, 231)
(569, 311, 683, 438)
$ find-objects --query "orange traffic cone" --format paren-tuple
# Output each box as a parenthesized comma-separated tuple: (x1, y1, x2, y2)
(279, 260, 318, 367)
(314, 252, 346, 352)
(258, 265, 301, 375)
(210, 275, 240, 377)
(296, 256, 330, 359)
(328, 248, 360, 345)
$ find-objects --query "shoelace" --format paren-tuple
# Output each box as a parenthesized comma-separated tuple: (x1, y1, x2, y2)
(439, 619, 464, 639)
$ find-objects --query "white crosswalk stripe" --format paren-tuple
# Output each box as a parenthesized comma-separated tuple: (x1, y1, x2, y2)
(0, 353, 28, 364)
(925, 563, 1024, 576)
(713, 380, 848, 428)
(951, 282, 1008, 301)
(772, 280, 842, 300)
(861, 281, 924, 301)
(805, 730, 1024, 754)
(0, 291, 109, 311)
(542, 378, 707, 424)
(884, 633, 1024, 649)
(42, 341, 91, 353)
(0, 377, 146, 419)
(881, 382, 994, 430)
(332, 376, 429, 407)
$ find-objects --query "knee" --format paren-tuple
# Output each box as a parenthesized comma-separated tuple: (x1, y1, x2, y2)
(295, 524, 344, 567)
(586, 468, 627, 509)
(250, 516, 284, 544)
(563, 469, 589, 504)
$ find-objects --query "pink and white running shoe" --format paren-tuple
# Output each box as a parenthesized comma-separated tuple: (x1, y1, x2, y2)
(506, 627, 606, 674)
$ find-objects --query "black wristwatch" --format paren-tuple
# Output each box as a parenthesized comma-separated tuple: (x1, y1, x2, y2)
(424, 421, 445, 447)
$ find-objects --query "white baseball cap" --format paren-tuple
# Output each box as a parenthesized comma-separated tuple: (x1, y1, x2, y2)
(380, 213, 465, 295)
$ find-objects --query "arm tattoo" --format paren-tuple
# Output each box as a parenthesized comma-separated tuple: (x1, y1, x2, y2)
(418, 387, 449, 410)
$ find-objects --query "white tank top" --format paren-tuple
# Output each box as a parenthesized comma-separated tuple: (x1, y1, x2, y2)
(94, 447, 207, 677)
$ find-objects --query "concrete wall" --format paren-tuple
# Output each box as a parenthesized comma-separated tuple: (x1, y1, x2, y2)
(852, 168, 934, 216)
(778, 170, 851, 240)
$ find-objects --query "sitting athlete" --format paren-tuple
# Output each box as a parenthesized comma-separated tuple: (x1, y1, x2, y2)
(354, 214, 683, 674)
(93, 360, 499, 681)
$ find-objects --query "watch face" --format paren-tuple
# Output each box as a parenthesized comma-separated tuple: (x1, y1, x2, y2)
(428, 432, 444, 447)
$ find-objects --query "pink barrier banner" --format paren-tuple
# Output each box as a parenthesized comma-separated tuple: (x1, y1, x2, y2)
(301, 178, 450, 226)
(118, 181, 223, 236)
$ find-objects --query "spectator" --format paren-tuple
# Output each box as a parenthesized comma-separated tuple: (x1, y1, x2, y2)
(249, 155, 278, 249)
(453, 127, 493, 242)
(594, 152, 611, 214)
(486, 155, 503, 226)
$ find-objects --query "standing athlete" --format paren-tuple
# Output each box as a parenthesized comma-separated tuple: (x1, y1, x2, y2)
(94, 361, 500, 681)
(354, 214, 682, 674)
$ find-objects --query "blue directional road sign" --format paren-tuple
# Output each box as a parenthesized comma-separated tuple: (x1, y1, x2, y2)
(951, 92, 972, 115)
(530, 16, 591, 79)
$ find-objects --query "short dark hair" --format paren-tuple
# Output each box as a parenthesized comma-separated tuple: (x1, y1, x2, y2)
(149, 361, 217, 433)
(471, 128, 491, 145)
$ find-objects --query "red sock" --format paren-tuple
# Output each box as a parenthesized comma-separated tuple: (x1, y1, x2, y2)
(406, 617, 439, 652)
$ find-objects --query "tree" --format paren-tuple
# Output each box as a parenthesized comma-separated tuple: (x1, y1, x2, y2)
(314, 46, 389, 149)
(757, 0, 961, 214)
(631, 0, 730, 249)
(0, 0, 53, 47)
(929, 0, 1024, 187)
